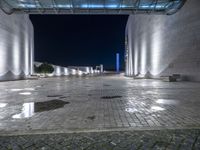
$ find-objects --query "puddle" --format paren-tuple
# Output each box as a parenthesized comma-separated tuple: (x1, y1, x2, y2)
(101, 96, 122, 99)
(103, 84, 111, 87)
(87, 115, 95, 120)
(34, 100, 70, 112)
(12, 100, 70, 119)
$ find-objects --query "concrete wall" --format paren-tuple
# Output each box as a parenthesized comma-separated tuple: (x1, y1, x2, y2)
(125, 0, 200, 81)
(0, 10, 34, 81)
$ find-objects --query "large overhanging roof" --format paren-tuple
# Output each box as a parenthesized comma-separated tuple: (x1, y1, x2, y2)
(0, 0, 186, 15)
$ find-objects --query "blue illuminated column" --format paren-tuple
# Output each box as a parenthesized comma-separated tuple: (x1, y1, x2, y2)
(116, 53, 120, 73)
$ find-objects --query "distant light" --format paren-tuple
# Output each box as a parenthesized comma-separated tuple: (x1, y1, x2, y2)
(71, 69, 76, 75)
(151, 106, 165, 111)
(86, 67, 90, 73)
(18, 4, 37, 8)
(78, 71, 83, 75)
(139, 4, 165, 9)
(55, 67, 61, 76)
(64, 68, 69, 75)
(81, 4, 127, 9)
(19, 92, 32, 95)
(57, 4, 72, 8)
(0, 103, 7, 108)
(116, 53, 120, 73)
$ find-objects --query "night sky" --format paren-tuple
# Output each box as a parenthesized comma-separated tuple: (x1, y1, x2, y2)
(30, 15, 128, 70)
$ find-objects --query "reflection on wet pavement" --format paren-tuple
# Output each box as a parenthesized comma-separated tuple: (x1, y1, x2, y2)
(156, 99, 179, 105)
(12, 103, 34, 119)
(19, 92, 32, 95)
(12, 100, 70, 119)
(0, 75, 200, 134)
(151, 106, 165, 111)
(0, 103, 7, 108)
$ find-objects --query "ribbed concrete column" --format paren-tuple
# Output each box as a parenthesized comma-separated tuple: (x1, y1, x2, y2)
(126, 0, 200, 81)
(0, 10, 34, 81)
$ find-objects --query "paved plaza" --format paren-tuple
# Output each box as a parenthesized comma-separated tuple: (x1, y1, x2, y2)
(0, 74, 200, 149)
(0, 74, 200, 134)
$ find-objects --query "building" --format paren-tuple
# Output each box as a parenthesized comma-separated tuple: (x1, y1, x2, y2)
(0, 9, 34, 81)
(125, 0, 200, 81)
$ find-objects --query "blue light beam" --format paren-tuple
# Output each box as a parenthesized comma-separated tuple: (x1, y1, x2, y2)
(116, 53, 120, 73)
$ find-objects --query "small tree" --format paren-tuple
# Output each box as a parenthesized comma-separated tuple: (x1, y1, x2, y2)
(37, 63, 54, 75)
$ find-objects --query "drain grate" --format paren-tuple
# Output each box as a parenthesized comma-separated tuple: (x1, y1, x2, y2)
(101, 96, 122, 99)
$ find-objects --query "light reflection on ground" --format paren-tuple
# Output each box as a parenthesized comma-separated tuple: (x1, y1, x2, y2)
(19, 92, 32, 95)
(156, 99, 178, 105)
(12, 103, 34, 119)
(151, 106, 165, 111)
(0, 103, 7, 108)
(0, 75, 199, 134)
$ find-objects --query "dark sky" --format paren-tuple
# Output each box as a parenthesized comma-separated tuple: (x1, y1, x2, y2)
(30, 15, 128, 70)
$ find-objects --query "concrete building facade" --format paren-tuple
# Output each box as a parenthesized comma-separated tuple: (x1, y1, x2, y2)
(0, 9, 34, 81)
(125, 0, 200, 81)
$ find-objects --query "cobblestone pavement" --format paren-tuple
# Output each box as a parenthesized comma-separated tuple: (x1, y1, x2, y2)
(0, 74, 200, 135)
(0, 129, 199, 150)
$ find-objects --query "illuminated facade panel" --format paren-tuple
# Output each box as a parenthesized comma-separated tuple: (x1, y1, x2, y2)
(125, 0, 200, 81)
(0, 9, 34, 81)
(0, 0, 186, 15)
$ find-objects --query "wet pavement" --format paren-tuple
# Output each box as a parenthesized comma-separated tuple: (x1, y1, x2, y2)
(0, 74, 200, 149)
(0, 74, 200, 134)
(0, 129, 200, 150)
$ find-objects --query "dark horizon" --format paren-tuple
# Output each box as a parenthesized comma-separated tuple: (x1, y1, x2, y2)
(30, 15, 128, 70)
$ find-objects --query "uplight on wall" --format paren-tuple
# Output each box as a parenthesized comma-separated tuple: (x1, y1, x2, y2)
(71, 69, 76, 75)
(13, 34, 21, 75)
(64, 68, 69, 75)
(55, 66, 61, 76)
(150, 23, 163, 76)
(134, 42, 139, 75)
(0, 38, 6, 76)
(140, 34, 147, 75)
